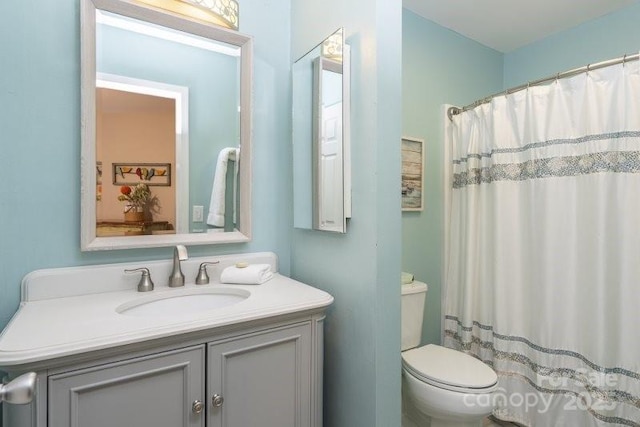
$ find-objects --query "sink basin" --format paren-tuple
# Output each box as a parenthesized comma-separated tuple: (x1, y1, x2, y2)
(116, 287, 250, 317)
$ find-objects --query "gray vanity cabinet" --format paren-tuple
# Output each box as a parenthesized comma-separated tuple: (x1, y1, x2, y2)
(207, 323, 311, 427)
(48, 345, 205, 427)
(37, 321, 319, 427)
(4, 317, 325, 427)
(1, 256, 331, 427)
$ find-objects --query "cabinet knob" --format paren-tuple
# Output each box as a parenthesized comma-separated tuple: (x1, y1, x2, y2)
(192, 400, 204, 414)
(0, 372, 37, 404)
(212, 394, 224, 407)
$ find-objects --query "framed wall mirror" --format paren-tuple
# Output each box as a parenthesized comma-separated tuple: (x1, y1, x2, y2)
(81, 0, 252, 251)
(292, 28, 351, 233)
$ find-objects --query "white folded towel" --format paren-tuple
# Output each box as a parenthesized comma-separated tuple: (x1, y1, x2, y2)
(220, 264, 274, 285)
(401, 272, 414, 284)
(207, 147, 239, 227)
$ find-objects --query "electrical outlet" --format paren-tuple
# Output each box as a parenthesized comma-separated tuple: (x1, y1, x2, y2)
(193, 205, 204, 222)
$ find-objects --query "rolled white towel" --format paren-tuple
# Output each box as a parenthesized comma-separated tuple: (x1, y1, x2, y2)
(220, 264, 274, 285)
(401, 272, 414, 284)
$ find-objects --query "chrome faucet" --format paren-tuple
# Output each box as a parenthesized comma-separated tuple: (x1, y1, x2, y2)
(169, 245, 188, 287)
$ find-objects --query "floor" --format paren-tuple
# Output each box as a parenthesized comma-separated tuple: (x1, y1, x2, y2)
(483, 416, 520, 427)
(402, 413, 520, 427)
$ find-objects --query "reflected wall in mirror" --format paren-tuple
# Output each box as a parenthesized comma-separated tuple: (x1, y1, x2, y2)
(81, 0, 252, 250)
(96, 73, 187, 236)
(292, 28, 351, 233)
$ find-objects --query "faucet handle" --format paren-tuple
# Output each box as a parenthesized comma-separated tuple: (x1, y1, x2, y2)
(195, 261, 220, 285)
(125, 267, 155, 292)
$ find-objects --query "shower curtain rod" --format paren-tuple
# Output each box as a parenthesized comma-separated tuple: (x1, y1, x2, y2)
(447, 52, 640, 121)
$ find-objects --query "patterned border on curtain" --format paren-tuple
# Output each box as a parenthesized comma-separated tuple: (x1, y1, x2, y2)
(444, 316, 640, 426)
(453, 132, 640, 189)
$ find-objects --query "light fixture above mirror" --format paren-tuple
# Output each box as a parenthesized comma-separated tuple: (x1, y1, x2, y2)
(321, 28, 343, 62)
(135, 0, 239, 30)
(81, 0, 252, 251)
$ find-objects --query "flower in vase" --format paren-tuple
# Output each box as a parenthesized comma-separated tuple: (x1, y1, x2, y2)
(117, 183, 151, 212)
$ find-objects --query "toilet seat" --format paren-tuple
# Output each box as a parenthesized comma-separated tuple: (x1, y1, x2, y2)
(402, 344, 497, 394)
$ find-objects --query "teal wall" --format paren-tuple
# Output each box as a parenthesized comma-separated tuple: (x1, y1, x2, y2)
(0, 0, 292, 334)
(504, 3, 640, 88)
(290, 0, 402, 425)
(401, 9, 503, 345)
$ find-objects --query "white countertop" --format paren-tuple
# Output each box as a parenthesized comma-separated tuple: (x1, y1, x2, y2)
(0, 252, 333, 367)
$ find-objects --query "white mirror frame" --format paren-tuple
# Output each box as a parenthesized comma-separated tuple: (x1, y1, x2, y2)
(81, 0, 252, 251)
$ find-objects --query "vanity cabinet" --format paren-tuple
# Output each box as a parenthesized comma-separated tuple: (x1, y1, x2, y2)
(48, 345, 205, 427)
(207, 323, 311, 427)
(0, 253, 332, 427)
(6, 319, 321, 427)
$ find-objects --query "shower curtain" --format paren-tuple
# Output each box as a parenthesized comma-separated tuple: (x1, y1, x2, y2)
(443, 61, 640, 426)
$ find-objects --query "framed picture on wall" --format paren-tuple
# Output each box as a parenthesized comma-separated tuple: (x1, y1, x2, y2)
(112, 163, 171, 186)
(401, 136, 424, 211)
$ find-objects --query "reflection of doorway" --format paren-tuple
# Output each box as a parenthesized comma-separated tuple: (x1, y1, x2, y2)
(320, 101, 343, 229)
(96, 74, 189, 233)
(313, 58, 345, 232)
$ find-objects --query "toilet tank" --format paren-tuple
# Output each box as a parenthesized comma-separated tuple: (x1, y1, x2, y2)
(401, 281, 428, 351)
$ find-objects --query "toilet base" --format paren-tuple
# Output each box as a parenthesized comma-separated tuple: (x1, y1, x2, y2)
(430, 417, 483, 427)
(402, 386, 429, 427)
(403, 397, 484, 427)
(402, 368, 494, 427)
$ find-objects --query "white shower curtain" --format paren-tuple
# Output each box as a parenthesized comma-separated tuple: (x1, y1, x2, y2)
(443, 61, 640, 426)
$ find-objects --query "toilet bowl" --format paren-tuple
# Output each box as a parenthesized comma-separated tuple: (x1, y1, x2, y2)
(401, 344, 497, 427)
(401, 281, 497, 427)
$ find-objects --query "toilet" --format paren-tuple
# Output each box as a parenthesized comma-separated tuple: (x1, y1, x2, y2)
(401, 281, 497, 427)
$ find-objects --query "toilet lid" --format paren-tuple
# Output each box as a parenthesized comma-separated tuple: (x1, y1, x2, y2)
(402, 344, 497, 390)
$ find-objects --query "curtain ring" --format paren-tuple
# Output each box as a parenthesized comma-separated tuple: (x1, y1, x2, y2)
(447, 106, 461, 122)
(586, 63, 591, 72)
(556, 73, 560, 84)
(623, 54, 627, 66)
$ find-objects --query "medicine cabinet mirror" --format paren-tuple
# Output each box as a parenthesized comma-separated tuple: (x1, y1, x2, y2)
(81, 0, 252, 251)
(292, 28, 351, 233)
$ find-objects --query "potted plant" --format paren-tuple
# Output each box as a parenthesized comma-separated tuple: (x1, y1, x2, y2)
(118, 183, 151, 222)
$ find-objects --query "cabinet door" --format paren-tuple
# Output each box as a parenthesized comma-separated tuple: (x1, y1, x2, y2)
(208, 323, 311, 427)
(49, 345, 205, 427)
